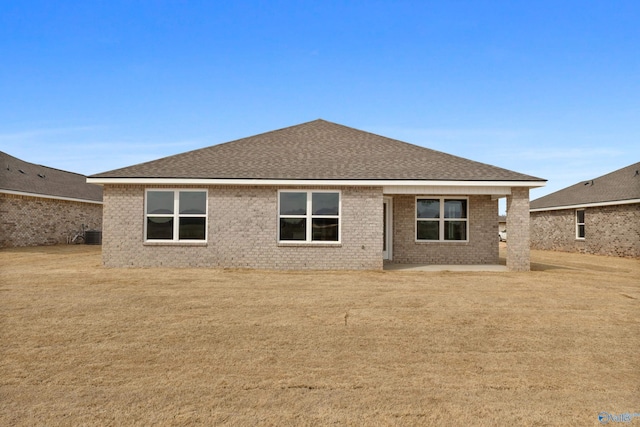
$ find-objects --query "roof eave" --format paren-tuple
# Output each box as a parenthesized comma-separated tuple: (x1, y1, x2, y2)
(0, 189, 103, 204)
(87, 177, 547, 188)
(530, 198, 640, 212)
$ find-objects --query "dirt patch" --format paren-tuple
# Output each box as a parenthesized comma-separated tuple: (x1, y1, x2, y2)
(1, 246, 639, 425)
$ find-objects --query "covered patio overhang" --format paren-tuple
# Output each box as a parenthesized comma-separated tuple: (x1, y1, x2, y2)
(381, 181, 545, 272)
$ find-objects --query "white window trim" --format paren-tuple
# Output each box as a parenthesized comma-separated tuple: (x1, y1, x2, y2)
(415, 196, 469, 243)
(576, 209, 585, 240)
(144, 189, 208, 243)
(277, 190, 341, 244)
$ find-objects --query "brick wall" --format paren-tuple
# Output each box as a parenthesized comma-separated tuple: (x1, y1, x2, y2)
(102, 185, 383, 270)
(506, 187, 531, 271)
(391, 195, 499, 265)
(530, 210, 577, 252)
(531, 203, 640, 258)
(0, 193, 103, 248)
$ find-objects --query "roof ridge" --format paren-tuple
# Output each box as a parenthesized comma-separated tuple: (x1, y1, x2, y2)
(307, 121, 546, 181)
(93, 119, 334, 177)
(89, 120, 546, 182)
(1, 151, 89, 177)
(530, 161, 640, 209)
(588, 161, 640, 181)
(1, 151, 103, 201)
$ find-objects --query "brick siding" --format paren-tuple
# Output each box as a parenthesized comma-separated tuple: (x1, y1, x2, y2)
(391, 195, 499, 265)
(531, 203, 640, 258)
(102, 185, 384, 270)
(0, 193, 103, 248)
(506, 187, 531, 271)
(101, 185, 524, 269)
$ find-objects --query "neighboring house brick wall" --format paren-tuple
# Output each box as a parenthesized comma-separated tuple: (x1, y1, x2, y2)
(531, 203, 640, 258)
(102, 185, 383, 270)
(0, 193, 102, 248)
(530, 210, 576, 253)
(391, 195, 499, 265)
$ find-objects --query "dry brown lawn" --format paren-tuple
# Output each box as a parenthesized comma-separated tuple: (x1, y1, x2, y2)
(1, 245, 639, 426)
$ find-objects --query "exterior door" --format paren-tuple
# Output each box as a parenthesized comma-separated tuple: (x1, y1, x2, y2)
(383, 197, 393, 260)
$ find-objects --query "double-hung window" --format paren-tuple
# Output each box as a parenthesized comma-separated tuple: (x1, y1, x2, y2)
(416, 197, 468, 241)
(278, 190, 340, 243)
(145, 190, 207, 242)
(576, 209, 585, 239)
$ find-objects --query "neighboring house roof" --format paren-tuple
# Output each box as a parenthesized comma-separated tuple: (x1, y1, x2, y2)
(90, 119, 545, 184)
(0, 151, 103, 203)
(530, 162, 640, 211)
(498, 215, 507, 223)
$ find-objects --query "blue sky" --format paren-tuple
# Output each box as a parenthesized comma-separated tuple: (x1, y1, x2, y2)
(1, 0, 639, 208)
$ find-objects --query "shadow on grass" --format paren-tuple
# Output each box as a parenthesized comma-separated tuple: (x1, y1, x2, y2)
(498, 255, 572, 272)
(530, 262, 573, 271)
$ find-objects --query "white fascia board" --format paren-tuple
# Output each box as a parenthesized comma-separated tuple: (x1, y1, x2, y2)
(0, 189, 103, 205)
(530, 198, 640, 212)
(383, 185, 512, 195)
(86, 177, 546, 188)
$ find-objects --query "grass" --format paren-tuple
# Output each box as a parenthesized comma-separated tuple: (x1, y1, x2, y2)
(1, 245, 638, 426)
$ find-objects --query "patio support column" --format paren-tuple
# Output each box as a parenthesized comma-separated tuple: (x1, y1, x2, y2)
(506, 187, 531, 271)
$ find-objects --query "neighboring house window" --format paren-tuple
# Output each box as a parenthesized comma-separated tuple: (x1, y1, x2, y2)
(416, 197, 468, 241)
(576, 209, 585, 239)
(145, 190, 207, 241)
(278, 190, 340, 243)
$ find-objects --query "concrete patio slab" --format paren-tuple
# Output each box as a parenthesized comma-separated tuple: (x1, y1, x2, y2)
(383, 264, 509, 272)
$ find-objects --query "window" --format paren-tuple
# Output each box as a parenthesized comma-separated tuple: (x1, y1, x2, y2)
(145, 190, 207, 242)
(576, 209, 585, 239)
(416, 197, 468, 241)
(278, 190, 340, 243)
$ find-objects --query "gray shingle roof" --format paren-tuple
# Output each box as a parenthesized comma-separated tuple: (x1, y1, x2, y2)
(530, 162, 640, 210)
(91, 119, 545, 182)
(1, 151, 103, 202)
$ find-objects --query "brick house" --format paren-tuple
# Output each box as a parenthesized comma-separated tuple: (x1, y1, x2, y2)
(1, 151, 103, 247)
(88, 120, 545, 270)
(530, 162, 640, 258)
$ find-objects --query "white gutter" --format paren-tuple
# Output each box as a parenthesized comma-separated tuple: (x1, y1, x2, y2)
(530, 198, 640, 212)
(86, 177, 546, 188)
(0, 189, 103, 205)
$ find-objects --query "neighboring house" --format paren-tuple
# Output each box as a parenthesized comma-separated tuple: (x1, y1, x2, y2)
(0, 151, 103, 248)
(88, 119, 546, 271)
(530, 162, 640, 258)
